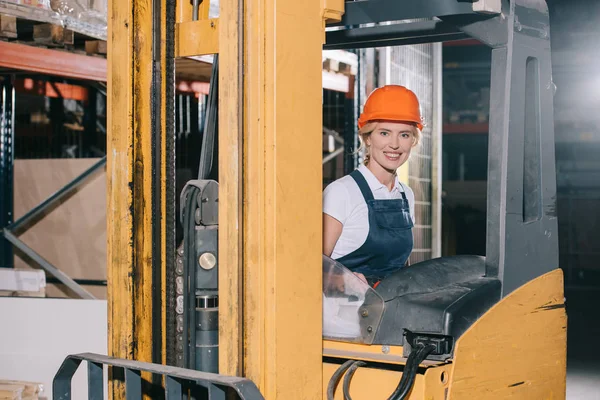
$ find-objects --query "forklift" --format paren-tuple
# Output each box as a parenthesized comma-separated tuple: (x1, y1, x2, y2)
(53, 0, 565, 399)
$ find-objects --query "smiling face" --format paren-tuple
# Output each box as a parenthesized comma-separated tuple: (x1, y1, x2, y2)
(364, 122, 416, 173)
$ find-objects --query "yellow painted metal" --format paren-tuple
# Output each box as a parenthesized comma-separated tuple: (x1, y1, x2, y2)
(323, 340, 407, 367)
(159, 0, 168, 366)
(323, 269, 566, 399)
(323, 340, 405, 361)
(448, 269, 566, 399)
(107, 0, 168, 395)
(323, 362, 451, 400)
(324, 340, 444, 368)
(176, 19, 219, 57)
(176, 0, 192, 23)
(244, 0, 324, 393)
(218, 0, 243, 378)
(176, 0, 209, 23)
(322, 0, 344, 24)
(198, 0, 210, 20)
(217, 0, 327, 397)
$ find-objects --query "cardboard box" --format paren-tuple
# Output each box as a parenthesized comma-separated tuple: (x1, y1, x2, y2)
(0, 270, 46, 293)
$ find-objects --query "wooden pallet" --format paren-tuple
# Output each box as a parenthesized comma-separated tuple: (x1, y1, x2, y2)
(0, 13, 106, 57)
(0, 380, 44, 400)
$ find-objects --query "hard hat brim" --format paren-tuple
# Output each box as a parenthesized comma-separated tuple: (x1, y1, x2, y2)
(358, 118, 423, 131)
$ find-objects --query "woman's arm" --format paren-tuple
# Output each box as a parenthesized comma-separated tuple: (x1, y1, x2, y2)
(323, 213, 343, 257)
(323, 212, 368, 285)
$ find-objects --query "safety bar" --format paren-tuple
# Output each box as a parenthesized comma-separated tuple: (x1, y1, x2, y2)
(53, 353, 264, 400)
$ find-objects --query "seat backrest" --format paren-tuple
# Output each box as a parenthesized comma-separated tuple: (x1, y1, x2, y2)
(375, 255, 487, 301)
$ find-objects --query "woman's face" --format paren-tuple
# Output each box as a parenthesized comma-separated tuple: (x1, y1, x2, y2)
(365, 122, 415, 173)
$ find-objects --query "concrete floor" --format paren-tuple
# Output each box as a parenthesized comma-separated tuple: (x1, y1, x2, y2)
(566, 289, 600, 399)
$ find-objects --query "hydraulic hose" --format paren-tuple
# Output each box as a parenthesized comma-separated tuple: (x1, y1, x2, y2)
(328, 341, 436, 400)
(388, 343, 437, 400)
(342, 360, 366, 400)
(330, 343, 436, 400)
(182, 186, 201, 369)
(327, 360, 355, 400)
(388, 344, 423, 399)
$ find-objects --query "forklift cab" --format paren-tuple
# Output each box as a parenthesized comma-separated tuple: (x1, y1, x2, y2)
(319, 1, 565, 398)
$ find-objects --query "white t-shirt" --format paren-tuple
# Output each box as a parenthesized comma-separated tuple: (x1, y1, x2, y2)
(323, 164, 415, 260)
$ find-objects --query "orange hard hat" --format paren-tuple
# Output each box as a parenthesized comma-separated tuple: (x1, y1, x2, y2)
(358, 85, 423, 130)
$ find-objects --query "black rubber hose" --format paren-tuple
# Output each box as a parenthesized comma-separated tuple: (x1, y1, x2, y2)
(327, 360, 355, 400)
(182, 186, 200, 369)
(396, 346, 428, 399)
(389, 344, 423, 399)
(389, 344, 436, 400)
(343, 360, 366, 400)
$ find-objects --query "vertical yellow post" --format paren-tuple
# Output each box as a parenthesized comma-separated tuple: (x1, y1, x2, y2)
(219, 0, 244, 379)
(245, 0, 324, 397)
(107, 0, 169, 395)
(220, 0, 328, 398)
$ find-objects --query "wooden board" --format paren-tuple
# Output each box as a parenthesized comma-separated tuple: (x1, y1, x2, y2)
(175, 57, 213, 82)
(0, 14, 17, 38)
(13, 159, 107, 299)
(85, 40, 107, 55)
(32, 23, 74, 46)
(0, 2, 105, 41)
(0, 380, 42, 400)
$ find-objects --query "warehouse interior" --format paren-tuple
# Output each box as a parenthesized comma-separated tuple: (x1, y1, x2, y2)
(0, 0, 599, 399)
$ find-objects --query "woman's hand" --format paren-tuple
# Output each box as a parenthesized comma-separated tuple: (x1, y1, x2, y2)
(353, 272, 368, 285)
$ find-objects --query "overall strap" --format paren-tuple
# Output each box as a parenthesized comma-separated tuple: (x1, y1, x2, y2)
(350, 170, 374, 201)
(398, 182, 408, 201)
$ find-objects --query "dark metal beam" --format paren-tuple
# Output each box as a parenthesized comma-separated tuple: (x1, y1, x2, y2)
(441, 13, 508, 48)
(83, 88, 97, 157)
(46, 277, 107, 286)
(7, 157, 106, 233)
(3, 229, 95, 299)
(325, 19, 467, 50)
(331, 0, 480, 27)
(0, 80, 14, 268)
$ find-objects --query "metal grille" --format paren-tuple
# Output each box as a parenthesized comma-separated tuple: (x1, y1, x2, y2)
(383, 43, 435, 263)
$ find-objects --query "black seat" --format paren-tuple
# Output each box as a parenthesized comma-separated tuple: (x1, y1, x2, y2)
(364, 255, 501, 359)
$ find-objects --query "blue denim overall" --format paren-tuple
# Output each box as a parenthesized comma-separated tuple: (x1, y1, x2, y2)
(336, 170, 414, 285)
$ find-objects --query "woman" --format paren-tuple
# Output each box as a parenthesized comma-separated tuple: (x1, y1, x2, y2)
(323, 85, 422, 287)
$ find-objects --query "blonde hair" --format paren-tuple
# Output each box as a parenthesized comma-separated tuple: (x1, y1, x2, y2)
(357, 122, 421, 166)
